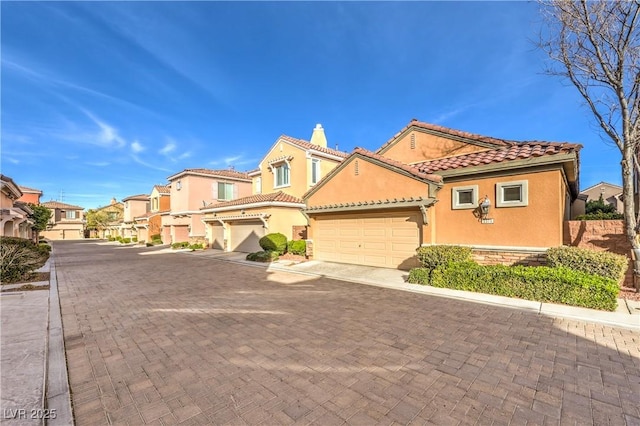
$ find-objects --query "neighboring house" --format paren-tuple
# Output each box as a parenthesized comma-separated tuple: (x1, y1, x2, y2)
(17, 185, 43, 205)
(88, 198, 124, 238)
(134, 185, 170, 243)
(120, 194, 149, 240)
(580, 181, 623, 213)
(40, 201, 85, 240)
(0, 175, 35, 239)
(303, 119, 582, 269)
(165, 169, 252, 245)
(201, 124, 348, 252)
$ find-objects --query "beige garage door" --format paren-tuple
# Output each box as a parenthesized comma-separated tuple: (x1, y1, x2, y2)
(230, 221, 265, 253)
(313, 211, 421, 269)
(210, 224, 225, 250)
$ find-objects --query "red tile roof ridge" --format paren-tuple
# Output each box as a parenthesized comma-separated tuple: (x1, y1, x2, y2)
(202, 191, 304, 210)
(153, 184, 171, 193)
(18, 185, 42, 193)
(182, 168, 251, 180)
(353, 147, 443, 183)
(279, 134, 349, 158)
(41, 201, 85, 210)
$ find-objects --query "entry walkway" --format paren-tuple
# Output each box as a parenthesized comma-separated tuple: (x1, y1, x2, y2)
(191, 249, 640, 330)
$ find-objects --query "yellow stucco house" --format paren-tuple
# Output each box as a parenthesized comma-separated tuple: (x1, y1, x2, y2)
(304, 120, 582, 269)
(201, 124, 348, 252)
(40, 201, 85, 240)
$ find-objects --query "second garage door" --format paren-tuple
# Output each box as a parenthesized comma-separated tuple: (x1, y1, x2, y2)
(313, 211, 421, 269)
(230, 221, 265, 253)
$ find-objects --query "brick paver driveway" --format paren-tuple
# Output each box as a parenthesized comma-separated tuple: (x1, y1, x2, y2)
(54, 241, 639, 425)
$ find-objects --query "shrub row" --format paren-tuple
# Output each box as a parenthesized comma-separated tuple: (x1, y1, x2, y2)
(246, 233, 307, 263)
(171, 241, 190, 249)
(411, 262, 619, 311)
(246, 251, 280, 262)
(546, 246, 627, 283)
(0, 237, 50, 283)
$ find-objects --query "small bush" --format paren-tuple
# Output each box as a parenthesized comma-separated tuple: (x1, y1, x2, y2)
(407, 268, 431, 284)
(189, 243, 204, 250)
(0, 237, 50, 283)
(108, 236, 115, 241)
(116, 236, 123, 242)
(171, 241, 190, 250)
(259, 233, 288, 255)
(246, 251, 279, 262)
(547, 246, 628, 283)
(132, 236, 138, 242)
(423, 262, 619, 311)
(575, 212, 624, 220)
(38, 243, 52, 252)
(122, 237, 131, 244)
(287, 240, 306, 256)
(146, 242, 154, 247)
(150, 233, 161, 241)
(416, 245, 473, 270)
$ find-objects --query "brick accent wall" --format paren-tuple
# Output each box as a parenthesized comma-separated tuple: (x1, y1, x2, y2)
(472, 250, 546, 267)
(563, 220, 634, 287)
(292, 226, 308, 241)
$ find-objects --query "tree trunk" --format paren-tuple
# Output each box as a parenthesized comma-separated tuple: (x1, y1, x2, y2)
(622, 146, 639, 250)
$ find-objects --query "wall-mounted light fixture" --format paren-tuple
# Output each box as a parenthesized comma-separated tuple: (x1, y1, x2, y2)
(241, 210, 246, 215)
(480, 195, 491, 220)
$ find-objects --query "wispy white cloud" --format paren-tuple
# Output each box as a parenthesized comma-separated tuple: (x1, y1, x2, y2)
(131, 140, 145, 153)
(131, 154, 172, 173)
(159, 142, 176, 156)
(4, 157, 20, 165)
(86, 161, 110, 167)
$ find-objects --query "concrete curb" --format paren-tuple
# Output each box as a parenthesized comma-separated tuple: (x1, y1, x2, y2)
(190, 252, 640, 331)
(45, 252, 74, 426)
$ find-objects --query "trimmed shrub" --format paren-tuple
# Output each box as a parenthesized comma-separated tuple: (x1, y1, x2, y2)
(38, 243, 52, 252)
(171, 241, 190, 250)
(122, 237, 131, 244)
(116, 236, 123, 242)
(189, 243, 204, 250)
(287, 240, 306, 256)
(407, 268, 431, 284)
(259, 233, 287, 254)
(146, 242, 154, 247)
(108, 236, 115, 241)
(132, 236, 138, 242)
(416, 245, 473, 270)
(575, 212, 624, 220)
(246, 251, 279, 262)
(0, 237, 50, 283)
(423, 262, 619, 311)
(546, 246, 628, 283)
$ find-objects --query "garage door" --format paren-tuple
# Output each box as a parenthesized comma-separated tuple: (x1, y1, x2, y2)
(210, 224, 225, 250)
(230, 221, 265, 252)
(313, 211, 421, 269)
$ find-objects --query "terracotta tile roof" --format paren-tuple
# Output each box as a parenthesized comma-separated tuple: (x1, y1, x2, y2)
(18, 185, 42, 193)
(279, 135, 349, 158)
(377, 119, 520, 154)
(353, 148, 443, 183)
(153, 185, 171, 194)
(415, 142, 582, 174)
(175, 168, 251, 181)
(41, 201, 84, 210)
(202, 191, 304, 209)
(122, 194, 149, 202)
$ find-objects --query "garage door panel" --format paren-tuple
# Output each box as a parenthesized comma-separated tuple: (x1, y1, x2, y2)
(230, 221, 264, 253)
(314, 211, 421, 269)
(210, 225, 225, 249)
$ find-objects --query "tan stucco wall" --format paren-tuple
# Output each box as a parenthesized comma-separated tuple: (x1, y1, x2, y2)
(1, 192, 14, 208)
(41, 223, 85, 240)
(306, 157, 432, 207)
(259, 140, 341, 197)
(123, 199, 148, 222)
(170, 174, 252, 212)
(380, 129, 490, 164)
(435, 169, 565, 247)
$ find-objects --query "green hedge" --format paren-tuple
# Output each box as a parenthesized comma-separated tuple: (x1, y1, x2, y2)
(576, 212, 624, 220)
(546, 246, 628, 283)
(259, 233, 287, 255)
(171, 241, 190, 249)
(246, 251, 279, 262)
(122, 237, 131, 244)
(0, 237, 50, 283)
(416, 245, 472, 270)
(189, 243, 204, 250)
(414, 262, 618, 311)
(287, 240, 306, 256)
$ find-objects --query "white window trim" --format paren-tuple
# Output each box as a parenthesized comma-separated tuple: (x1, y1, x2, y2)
(311, 158, 321, 185)
(217, 182, 234, 201)
(273, 161, 291, 189)
(452, 185, 479, 210)
(496, 180, 528, 207)
(255, 177, 262, 194)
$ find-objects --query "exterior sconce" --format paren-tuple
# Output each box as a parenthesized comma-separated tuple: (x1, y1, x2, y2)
(480, 195, 493, 224)
(241, 210, 246, 215)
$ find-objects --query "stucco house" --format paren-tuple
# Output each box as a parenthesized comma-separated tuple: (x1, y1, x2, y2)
(1, 175, 36, 239)
(134, 185, 170, 243)
(40, 201, 85, 240)
(165, 169, 252, 245)
(201, 124, 348, 252)
(303, 120, 582, 269)
(580, 181, 623, 213)
(88, 198, 124, 238)
(119, 194, 149, 240)
(17, 185, 43, 205)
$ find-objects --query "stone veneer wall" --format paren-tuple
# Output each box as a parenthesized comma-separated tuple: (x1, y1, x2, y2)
(563, 220, 633, 288)
(471, 249, 547, 267)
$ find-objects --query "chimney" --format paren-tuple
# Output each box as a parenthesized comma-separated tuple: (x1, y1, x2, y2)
(310, 123, 327, 148)
(110, 197, 117, 205)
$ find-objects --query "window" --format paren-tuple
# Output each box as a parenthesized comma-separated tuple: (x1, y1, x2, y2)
(274, 163, 290, 187)
(65, 210, 77, 219)
(496, 180, 528, 207)
(255, 177, 262, 194)
(152, 198, 159, 211)
(176, 180, 182, 191)
(107, 212, 118, 220)
(217, 182, 234, 201)
(311, 159, 321, 185)
(452, 185, 478, 209)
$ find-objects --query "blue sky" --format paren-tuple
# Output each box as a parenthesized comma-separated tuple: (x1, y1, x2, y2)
(1, 1, 622, 209)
